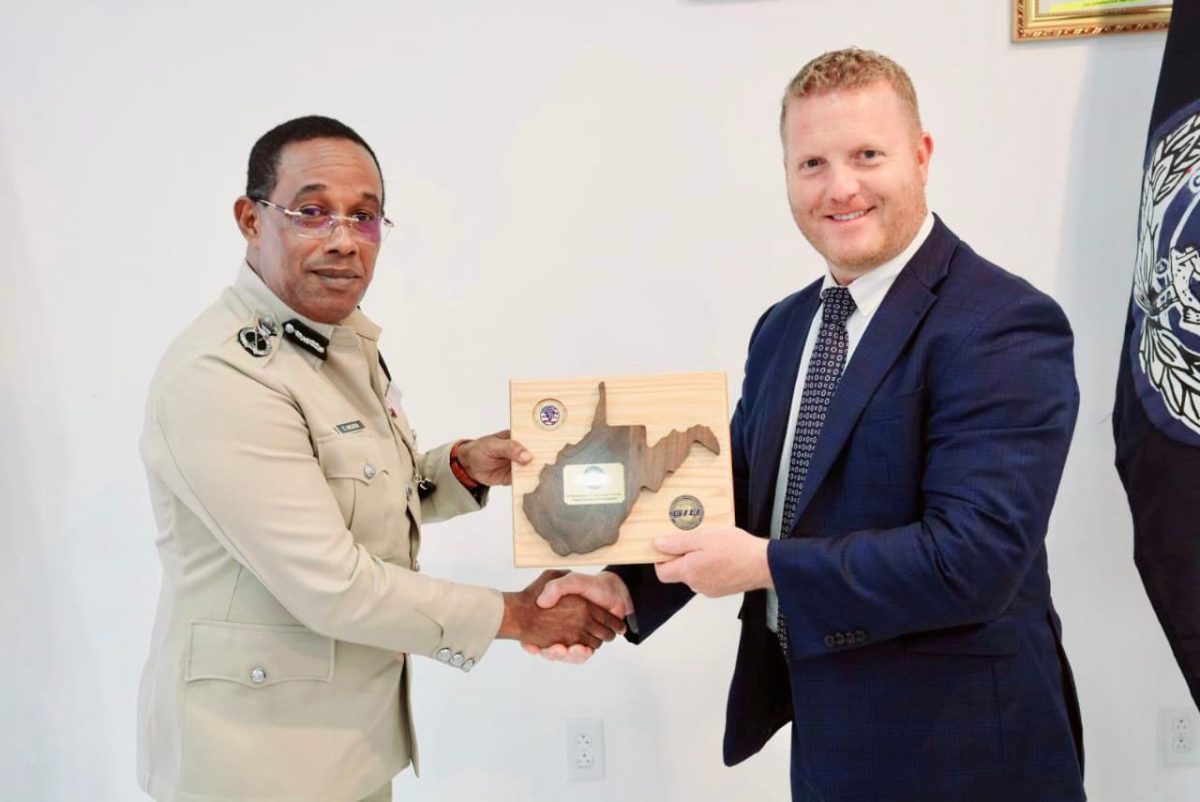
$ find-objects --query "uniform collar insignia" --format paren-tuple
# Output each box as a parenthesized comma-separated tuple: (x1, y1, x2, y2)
(282, 319, 330, 360)
(237, 314, 279, 358)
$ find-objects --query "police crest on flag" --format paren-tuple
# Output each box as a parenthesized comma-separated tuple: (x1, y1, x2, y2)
(1114, 0, 1200, 711)
(1133, 104, 1200, 437)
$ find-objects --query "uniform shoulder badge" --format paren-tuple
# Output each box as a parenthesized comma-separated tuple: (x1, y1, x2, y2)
(237, 315, 278, 358)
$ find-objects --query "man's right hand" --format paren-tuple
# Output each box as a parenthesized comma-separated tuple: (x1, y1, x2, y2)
(498, 570, 626, 651)
(521, 571, 634, 664)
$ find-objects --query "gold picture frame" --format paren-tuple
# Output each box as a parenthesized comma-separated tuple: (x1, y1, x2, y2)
(1013, 0, 1171, 41)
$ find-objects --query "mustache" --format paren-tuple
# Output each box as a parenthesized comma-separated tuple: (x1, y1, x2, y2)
(307, 259, 362, 275)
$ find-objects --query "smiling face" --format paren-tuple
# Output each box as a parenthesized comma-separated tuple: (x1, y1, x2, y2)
(782, 80, 933, 283)
(235, 137, 384, 323)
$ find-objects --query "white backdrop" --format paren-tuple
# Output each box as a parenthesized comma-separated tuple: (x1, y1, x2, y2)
(1, 2, 1195, 800)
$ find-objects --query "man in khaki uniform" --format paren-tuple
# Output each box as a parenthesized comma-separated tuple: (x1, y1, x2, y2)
(137, 116, 621, 802)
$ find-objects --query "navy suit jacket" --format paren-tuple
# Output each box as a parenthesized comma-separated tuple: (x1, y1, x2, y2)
(612, 218, 1085, 802)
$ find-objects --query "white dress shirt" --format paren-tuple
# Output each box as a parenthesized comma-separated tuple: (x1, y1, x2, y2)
(766, 212, 934, 631)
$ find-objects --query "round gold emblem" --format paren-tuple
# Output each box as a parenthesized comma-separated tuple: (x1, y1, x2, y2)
(668, 495, 705, 531)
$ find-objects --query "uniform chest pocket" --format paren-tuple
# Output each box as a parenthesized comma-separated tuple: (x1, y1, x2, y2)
(315, 434, 394, 548)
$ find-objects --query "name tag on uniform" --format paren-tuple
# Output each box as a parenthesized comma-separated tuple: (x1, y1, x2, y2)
(335, 420, 365, 434)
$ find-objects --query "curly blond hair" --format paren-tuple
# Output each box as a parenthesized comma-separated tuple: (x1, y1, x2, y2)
(780, 48, 921, 134)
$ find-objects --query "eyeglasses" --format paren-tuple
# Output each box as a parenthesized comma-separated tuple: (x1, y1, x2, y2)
(252, 197, 394, 243)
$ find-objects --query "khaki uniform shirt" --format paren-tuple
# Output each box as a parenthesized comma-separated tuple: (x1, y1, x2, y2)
(137, 264, 504, 802)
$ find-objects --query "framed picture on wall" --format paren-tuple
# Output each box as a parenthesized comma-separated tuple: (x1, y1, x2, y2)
(1013, 0, 1171, 41)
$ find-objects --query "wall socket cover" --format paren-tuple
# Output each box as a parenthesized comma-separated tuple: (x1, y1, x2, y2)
(566, 718, 606, 782)
(1160, 706, 1200, 767)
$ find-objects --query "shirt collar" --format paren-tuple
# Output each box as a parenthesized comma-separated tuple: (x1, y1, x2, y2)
(820, 211, 934, 320)
(232, 262, 383, 365)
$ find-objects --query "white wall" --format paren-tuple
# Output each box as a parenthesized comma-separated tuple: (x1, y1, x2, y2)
(1, 2, 1194, 800)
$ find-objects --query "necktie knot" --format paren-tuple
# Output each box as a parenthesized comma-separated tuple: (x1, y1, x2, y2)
(821, 286, 856, 327)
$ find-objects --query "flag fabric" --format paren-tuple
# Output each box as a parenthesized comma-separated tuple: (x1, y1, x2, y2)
(1114, 0, 1200, 710)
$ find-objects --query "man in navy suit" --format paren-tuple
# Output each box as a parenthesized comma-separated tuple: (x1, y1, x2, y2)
(535, 48, 1085, 802)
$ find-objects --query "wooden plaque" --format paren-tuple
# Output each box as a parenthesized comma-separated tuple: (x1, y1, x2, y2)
(510, 371, 734, 567)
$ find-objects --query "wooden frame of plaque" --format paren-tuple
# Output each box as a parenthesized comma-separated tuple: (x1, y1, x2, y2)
(510, 371, 734, 567)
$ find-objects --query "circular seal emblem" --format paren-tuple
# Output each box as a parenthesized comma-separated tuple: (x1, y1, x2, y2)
(533, 398, 566, 431)
(1131, 100, 1200, 443)
(668, 494, 704, 531)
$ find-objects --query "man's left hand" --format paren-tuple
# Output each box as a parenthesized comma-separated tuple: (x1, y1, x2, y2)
(455, 430, 532, 487)
(654, 526, 774, 598)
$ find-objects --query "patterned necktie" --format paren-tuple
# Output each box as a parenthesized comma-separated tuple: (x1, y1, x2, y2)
(777, 285, 857, 651)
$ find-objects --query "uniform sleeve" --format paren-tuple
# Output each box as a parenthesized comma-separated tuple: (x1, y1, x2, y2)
(769, 291, 1079, 659)
(416, 443, 488, 524)
(146, 354, 504, 663)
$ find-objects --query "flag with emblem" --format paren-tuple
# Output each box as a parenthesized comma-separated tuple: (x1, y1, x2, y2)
(1113, 0, 1200, 710)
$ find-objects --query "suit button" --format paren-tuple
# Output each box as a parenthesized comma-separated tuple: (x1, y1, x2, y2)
(436, 648, 451, 663)
(462, 658, 475, 673)
(854, 629, 867, 643)
(363, 464, 378, 480)
(450, 652, 465, 668)
(249, 667, 266, 684)
(823, 635, 836, 648)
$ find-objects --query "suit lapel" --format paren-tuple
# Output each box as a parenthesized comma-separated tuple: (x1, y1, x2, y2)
(748, 287, 822, 533)
(784, 219, 957, 533)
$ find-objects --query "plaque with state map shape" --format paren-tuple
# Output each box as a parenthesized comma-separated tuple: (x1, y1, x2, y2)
(522, 382, 721, 556)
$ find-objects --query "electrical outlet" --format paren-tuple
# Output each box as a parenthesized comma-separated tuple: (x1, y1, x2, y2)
(565, 718, 605, 782)
(1160, 707, 1200, 767)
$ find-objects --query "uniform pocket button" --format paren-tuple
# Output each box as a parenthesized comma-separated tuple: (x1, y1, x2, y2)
(249, 667, 267, 684)
(363, 464, 378, 480)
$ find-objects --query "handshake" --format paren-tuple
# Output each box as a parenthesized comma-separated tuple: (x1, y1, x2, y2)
(458, 430, 772, 662)
(492, 524, 773, 662)
(496, 570, 634, 663)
